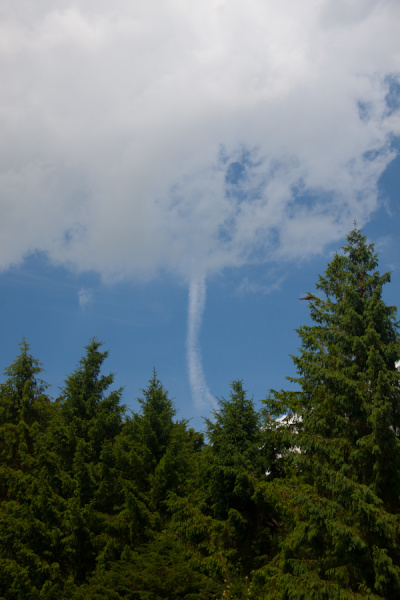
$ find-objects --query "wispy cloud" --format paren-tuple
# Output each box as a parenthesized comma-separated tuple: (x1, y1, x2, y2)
(237, 275, 286, 296)
(78, 287, 93, 309)
(187, 275, 217, 412)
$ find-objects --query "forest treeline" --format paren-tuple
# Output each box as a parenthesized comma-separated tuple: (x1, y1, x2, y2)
(1, 228, 400, 600)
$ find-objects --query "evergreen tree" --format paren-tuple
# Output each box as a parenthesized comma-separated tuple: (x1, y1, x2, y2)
(169, 380, 279, 586)
(261, 227, 400, 599)
(0, 339, 50, 428)
(115, 371, 200, 537)
(0, 341, 62, 599)
(55, 338, 124, 468)
(204, 380, 263, 520)
(69, 531, 219, 600)
(87, 372, 209, 597)
(204, 381, 280, 574)
(51, 339, 125, 583)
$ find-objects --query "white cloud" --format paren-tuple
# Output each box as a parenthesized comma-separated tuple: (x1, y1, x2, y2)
(78, 287, 93, 308)
(237, 275, 286, 296)
(1, 0, 399, 281)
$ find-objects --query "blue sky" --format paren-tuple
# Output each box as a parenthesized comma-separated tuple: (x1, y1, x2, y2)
(0, 1, 399, 432)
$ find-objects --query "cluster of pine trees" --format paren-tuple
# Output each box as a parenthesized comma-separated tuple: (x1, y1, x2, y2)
(1, 228, 400, 600)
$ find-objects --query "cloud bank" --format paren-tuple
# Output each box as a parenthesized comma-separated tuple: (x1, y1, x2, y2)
(1, 0, 399, 282)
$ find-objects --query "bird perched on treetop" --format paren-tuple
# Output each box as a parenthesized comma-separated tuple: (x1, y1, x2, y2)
(300, 294, 316, 300)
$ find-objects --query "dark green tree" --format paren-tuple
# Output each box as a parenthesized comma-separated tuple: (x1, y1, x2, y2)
(68, 531, 220, 600)
(123, 370, 179, 493)
(261, 227, 400, 599)
(204, 381, 263, 519)
(55, 338, 124, 468)
(169, 380, 279, 588)
(204, 381, 280, 574)
(0, 339, 50, 428)
(51, 339, 125, 583)
(0, 341, 62, 600)
(87, 372, 209, 596)
(115, 371, 201, 538)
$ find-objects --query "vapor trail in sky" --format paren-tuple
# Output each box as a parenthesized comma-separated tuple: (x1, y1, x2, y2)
(187, 276, 216, 411)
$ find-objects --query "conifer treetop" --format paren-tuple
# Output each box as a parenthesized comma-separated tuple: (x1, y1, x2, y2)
(264, 227, 400, 599)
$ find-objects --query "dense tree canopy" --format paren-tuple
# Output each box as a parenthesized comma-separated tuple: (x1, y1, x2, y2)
(0, 228, 399, 599)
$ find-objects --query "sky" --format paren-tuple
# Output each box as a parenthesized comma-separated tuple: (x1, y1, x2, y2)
(1, 0, 399, 432)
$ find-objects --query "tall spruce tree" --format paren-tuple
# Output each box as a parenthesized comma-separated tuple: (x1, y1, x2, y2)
(116, 371, 199, 528)
(52, 339, 125, 583)
(261, 227, 400, 599)
(0, 341, 62, 600)
(167, 380, 278, 584)
(91, 372, 208, 597)
(204, 380, 263, 521)
(55, 338, 124, 468)
(204, 381, 280, 575)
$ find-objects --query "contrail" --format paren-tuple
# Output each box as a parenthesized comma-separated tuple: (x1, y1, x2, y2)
(187, 275, 216, 412)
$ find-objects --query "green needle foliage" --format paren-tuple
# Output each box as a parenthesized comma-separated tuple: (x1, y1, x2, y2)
(170, 380, 280, 581)
(0, 341, 62, 600)
(50, 339, 125, 584)
(116, 371, 200, 525)
(261, 227, 400, 599)
(69, 531, 219, 600)
(55, 338, 124, 469)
